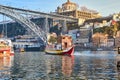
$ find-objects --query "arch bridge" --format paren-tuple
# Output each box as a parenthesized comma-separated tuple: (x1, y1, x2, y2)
(0, 5, 78, 44)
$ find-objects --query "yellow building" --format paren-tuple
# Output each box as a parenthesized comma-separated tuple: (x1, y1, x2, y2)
(56, 0, 101, 25)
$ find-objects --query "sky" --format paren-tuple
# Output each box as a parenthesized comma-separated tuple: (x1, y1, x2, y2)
(0, 0, 120, 17)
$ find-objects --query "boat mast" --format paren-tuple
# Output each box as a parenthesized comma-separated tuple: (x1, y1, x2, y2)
(2, 14, 7, 38)
(5, 15, 7, 38)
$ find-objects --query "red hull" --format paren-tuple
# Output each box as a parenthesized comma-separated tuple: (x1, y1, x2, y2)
(0, 49, 10, 52)
(45, 46, 74, 55)
(0, 48, 14, 57)
(0, 38, 14, 57)
(62, 47, 74, 55)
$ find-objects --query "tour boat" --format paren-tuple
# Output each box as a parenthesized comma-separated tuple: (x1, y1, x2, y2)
(45, 46, 74, 55)
(45, 34, 74, 55)
(13, 35, 45, 52)
(0, 38, 14, 57)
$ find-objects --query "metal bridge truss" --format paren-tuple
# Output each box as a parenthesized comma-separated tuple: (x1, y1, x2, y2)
(0, 5, 78, 22)
(0, 5, 78, 44)
(0, 5, 47, 43)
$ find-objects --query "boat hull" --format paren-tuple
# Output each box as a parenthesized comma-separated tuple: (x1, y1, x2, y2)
(0, 48, 10, 53)
(0, 39, 14, 57)
(45, 46, 74, 55)
(0, 48, 14, 57)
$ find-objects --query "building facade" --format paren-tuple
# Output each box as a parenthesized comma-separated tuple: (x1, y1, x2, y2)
(56, 0, 101, 25)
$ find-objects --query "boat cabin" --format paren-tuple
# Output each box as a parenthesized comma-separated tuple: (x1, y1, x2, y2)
(45, 33, 74, 55)
(47, 33, 73, 50)
(61, 35, 73, 49)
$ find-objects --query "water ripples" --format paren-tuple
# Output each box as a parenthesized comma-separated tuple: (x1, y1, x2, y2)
(0, 51, 120, 80)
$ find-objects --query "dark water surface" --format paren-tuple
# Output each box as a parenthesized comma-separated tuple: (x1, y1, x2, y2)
(0, 51, 120, 80)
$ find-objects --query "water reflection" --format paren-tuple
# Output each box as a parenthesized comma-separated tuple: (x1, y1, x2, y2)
(62, 55, 74, 77)
(44, 54, 74, 79)
(0, 51, 120, 79)
(0, 56, 14, 79)
(116, 55, 120, 79)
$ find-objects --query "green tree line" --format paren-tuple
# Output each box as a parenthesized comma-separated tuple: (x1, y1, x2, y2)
(93, 21, 120, 38)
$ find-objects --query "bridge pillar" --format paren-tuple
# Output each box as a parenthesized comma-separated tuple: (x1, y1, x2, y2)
(48, 18, 53, 30)
(62, 20, 67, 34)
(44, 17, 49, 34)
(44, 18, 53, 33)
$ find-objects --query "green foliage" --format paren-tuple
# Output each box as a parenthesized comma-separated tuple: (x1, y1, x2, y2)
(93, 21, 120, 38)
(48, 36, 57, 44)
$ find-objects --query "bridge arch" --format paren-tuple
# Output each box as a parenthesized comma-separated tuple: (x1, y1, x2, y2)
(0, 5, 47, 44)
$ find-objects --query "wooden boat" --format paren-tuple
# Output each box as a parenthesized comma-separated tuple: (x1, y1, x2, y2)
(45, 46, 74, 55)
(0, 38, 14, 57)
(45, 34, 74, 55)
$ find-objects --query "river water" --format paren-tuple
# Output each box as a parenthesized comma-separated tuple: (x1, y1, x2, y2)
(0, 51, 120, 80)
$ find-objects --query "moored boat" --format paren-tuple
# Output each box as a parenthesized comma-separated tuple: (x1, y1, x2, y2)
(45, 46, 74, 55)
(0, 38, 14, 57)
(13, 35, 45, 52)
(45, 34, 74, 55)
